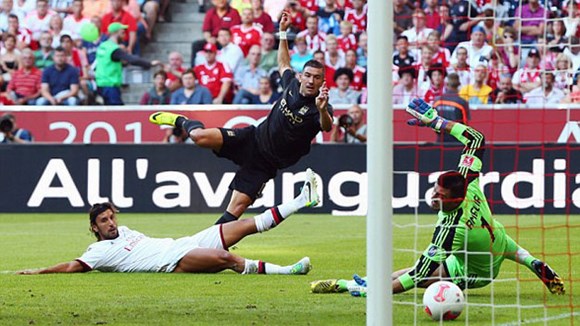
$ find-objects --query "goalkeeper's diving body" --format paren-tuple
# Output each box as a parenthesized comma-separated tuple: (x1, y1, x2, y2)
(311, 98, 565, 296)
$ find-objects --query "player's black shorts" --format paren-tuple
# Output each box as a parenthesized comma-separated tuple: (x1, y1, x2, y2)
(214, 126, 277, 201)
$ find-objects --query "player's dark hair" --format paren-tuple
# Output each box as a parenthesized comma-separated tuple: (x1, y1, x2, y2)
(437, 171, 467, 200)
(303, 59, 325, 72)
(8, 13, 19, 20)
(89, 202, 118, 239)
(54, 46, 66, 54)
(333, 67, 354, 82)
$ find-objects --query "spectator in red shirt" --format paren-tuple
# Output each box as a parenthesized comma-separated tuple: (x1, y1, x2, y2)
(343, 0, 366, 34)
(313, 49, 335, 88)
(6, 49, 42, 105)
(231, 8, 263, 56)
(423, 63, 446, 104)
(251, 0, 274, 33)
(194, 42, 233, 104)
(337, 20, 356, 53)
(427, 30, 450, 68)
(344, 49, 365, 91)
(279, 0, 307, 33)
(101, 0, 138, 54)
(423, 0, 440, 30)
(192, 0, 241, 66)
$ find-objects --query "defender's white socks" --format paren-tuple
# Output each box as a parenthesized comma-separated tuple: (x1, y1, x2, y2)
(253, 196, 303, 233)
(242, 259, 291, 275)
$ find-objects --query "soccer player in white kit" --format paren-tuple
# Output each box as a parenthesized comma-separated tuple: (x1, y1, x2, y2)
(18, 169, 320, 276)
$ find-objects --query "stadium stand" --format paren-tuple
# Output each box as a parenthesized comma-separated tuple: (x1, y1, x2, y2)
(2, 0, 580, 107)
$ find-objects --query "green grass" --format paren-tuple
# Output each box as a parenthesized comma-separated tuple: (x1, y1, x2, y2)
(0, 213, 578, 325)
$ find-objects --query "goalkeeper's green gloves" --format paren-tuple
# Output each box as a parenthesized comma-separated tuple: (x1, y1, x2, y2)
(406, 98, 448, 132)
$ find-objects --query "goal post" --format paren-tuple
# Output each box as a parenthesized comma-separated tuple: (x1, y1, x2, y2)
(366, 0, 393, 325)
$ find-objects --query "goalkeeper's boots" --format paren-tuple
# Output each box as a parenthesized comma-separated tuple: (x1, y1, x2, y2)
(532, 260, 565, 295)
(310, 279, 349, 293)
(149, 111, 184, 127)
(301, 168, 320, 208)
(290, 257, 311, 275)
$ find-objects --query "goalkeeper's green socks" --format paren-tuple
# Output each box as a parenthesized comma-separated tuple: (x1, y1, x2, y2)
(504, 235, 537, 271)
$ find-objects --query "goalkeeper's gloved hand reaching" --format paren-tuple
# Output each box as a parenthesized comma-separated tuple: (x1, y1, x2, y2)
(348, 274, 368, 297)
(406, 98, 447, 132)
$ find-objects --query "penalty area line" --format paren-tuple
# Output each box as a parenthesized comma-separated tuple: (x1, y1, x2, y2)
(498, 312, 580, 326)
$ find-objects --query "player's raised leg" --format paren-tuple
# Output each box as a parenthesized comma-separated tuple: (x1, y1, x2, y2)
(149, 111, 223, 150)
(173, 248, 310, 275)
(503, 235, 565, 294)
(220, 168, 320, 247)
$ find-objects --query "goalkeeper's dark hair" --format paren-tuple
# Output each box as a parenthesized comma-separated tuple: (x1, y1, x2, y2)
(437, 171, 467, 200)
(89, 202, 118, 239)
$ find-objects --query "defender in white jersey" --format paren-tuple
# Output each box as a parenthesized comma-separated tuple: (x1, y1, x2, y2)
(18, 169, 320, 276)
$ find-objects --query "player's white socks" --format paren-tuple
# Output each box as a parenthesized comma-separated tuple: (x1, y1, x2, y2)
(253, 197, 303, 233)
(242, 259, 292, 275)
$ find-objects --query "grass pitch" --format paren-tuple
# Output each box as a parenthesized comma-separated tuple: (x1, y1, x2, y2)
(0, 213, 578, 325)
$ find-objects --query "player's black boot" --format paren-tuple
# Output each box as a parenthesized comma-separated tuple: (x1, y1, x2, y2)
(532, 260, 565, 295)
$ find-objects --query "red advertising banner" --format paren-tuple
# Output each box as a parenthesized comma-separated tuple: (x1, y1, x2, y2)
(1, 106, 579, 143)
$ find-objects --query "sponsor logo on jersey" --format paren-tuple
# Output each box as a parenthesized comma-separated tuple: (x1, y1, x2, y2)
(298, 106, 309, 115)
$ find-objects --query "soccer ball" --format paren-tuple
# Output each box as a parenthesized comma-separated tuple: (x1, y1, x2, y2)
(423, 281, 465, 321)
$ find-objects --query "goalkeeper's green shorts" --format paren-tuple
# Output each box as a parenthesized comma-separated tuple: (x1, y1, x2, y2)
(444, 252, 506, 290)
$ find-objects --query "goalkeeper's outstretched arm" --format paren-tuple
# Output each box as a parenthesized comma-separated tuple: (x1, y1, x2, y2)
(406, 98, 485, 179)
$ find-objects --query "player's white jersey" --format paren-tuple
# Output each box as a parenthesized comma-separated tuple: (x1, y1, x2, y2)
(77, 226, 174, 272)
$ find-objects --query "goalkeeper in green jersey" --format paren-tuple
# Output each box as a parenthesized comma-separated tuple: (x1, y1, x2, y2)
(311, 98, 565, 296)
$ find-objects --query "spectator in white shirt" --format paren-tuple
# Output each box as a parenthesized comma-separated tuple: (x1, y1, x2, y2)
(324, 34, 345, 70)
(524, 71, 565, 104)
(216, 28, 245, 73)
(512, 48, 542, 94)
(63, 0, 89, 40)
(450, 25, 493, 69)
(23, 0, 56, 41)
(401, 8, 434, 50)
(393, 65, 418, 105)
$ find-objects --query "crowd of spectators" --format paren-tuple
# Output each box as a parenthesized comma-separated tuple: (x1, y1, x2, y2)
(392, 0, 580, 107)
(0, 0, 169, 105)
(178, 0, 580, 110)
(2, 0, 580, 109)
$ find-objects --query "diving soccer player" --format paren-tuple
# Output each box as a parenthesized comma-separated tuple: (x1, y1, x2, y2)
(311, 98, 565, 296)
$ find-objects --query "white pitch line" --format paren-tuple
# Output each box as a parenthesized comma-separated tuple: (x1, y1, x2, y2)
(498, 312, 580, 326)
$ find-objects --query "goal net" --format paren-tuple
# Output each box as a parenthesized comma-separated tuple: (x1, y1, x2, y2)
(390, 0, 579, 324)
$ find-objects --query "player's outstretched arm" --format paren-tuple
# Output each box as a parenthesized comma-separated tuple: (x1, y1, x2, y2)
(277, 10, 292, 76)
(406, 98, 485, 177)
(17, 260, 88, 275)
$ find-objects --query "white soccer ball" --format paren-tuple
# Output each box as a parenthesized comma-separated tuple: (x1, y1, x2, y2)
(423, 281, 465, 321)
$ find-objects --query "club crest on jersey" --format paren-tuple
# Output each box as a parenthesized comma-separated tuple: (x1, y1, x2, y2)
(298, 106, 309, 115)
(461, 156, 475, 168)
